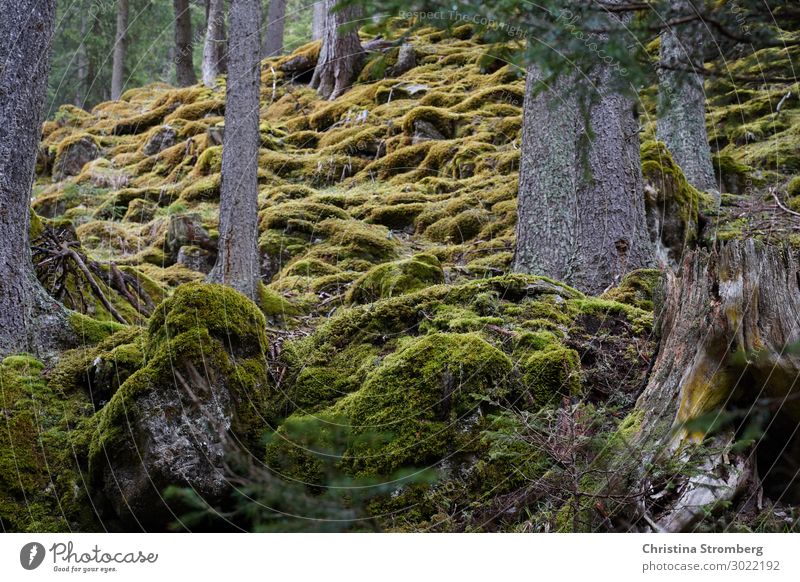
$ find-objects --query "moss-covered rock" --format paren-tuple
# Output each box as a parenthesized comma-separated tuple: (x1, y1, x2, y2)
(342, 332, 513, 475)
(0, 355, 97, 531)
(88, 282, 270, 526)
(346, 254, 444, 304)
(518, 346, 582, 408)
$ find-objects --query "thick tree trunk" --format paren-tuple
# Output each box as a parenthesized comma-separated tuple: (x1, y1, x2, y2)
(173, 0, 197, 86)
(312, 1, 325, 41)
(627, 240, 800, 530)
(207, 0, 262, 301)
(310, 0, 363, 100)
(0, 0, 70, 356)
(512, 63, 653, 295)
(262, 0, 287, 58)
(111, 0, 129, 100)
(202, 0, 227, 87)
(656, 0, 718, 201)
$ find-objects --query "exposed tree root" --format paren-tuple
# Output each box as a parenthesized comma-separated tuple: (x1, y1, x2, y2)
(32, 223, 156, 324)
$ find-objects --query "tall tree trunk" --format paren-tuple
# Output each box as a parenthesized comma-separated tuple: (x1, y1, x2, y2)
(310, 0, 363, 100)
(622, 240, 800, 531)
(75, 12, 89, 106)
(207, 0, 262, 301)
(111, 0, 129, 100)
(173, 0, 197, 86)
(512, 63, 653, 295)
(657, 0, 718, 201)
(262, 0, 287, 58)
(0, 0, 70, 356)
(312, 1, 325, 41)
(202, 0, 227, 87)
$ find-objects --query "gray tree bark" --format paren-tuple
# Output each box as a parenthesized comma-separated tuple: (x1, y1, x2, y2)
(207, 0, 262, 301)
(111, 0, 129, 100)
(173, 0, 197, 86)
(262, 0, 287, 58)
(657, 1, 718, 201)
(625, 241, 800, 531)
(202, 0, 227, 87)
(75, 11, 89, 106)
(512, 63, 653, 295)
(311, 1, 325, 41)
(310, 0, 363, 100)
(0, 0, 71, 356)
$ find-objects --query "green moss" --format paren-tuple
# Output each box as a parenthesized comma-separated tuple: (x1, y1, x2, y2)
(519, 346, 581, 408)
(260, 201, 349, 233)
(601, 269, 662, 312)
(0, 355, 97, 531)
(316, 219, 397, 261)
(787, 176, 800, 197)
(179, 174, 221, 202)
(367, 203, 426, 229)
(401, 106, 460, 138)
(193, 146, 222, 176)
(342, 332, 513, 475)
(263, 411, 342, 488)
(346, 254, 444, 304)
(90, 282, 270, 477)
(69, 312, 127, 345)
(424, 208, 485, 243)
(258, 282, 299, 319)
(641, 141, 700, 261)
(49, 327, 144, 399)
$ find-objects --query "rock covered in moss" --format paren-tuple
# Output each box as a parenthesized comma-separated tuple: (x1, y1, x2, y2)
(165, 213, 215, 262)
(343, 332, 513, 475)
(53, 134, 100, 181)
(0, 355, 96, 531)
(123, 198, 158, 223)
(519, 345, 582, 407)
(88, 282, 270, 526)
(142, 125, 177, 156)
(788, 176, 800, 197)
(346, 254, 444, 304)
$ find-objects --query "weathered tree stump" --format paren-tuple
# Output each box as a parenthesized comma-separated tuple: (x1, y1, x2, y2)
(630, 240, 800, 531)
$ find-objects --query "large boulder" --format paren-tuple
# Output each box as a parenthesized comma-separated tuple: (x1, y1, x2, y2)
(53, 134, 100, 181)
(88, 283, 270, 527)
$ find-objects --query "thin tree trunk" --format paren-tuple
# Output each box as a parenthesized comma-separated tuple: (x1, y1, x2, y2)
(202, 0, 227, 87)
(207, 0, 262, 301)
(624, 240, 800, 531)
(657, 0, 718, 201)
(111, 0, 129, 100)
(75, 12, 89, 106)
(0, 0, 70, 356)
(262, 0, 287, 58)
(310, 0, 363, 100)
(312, 1, 325, 41)
(512, 62, 653, 295)
(173, 0, 197, 86)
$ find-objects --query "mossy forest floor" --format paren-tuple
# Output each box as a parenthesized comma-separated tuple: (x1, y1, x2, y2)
(2, 22, 799, 532)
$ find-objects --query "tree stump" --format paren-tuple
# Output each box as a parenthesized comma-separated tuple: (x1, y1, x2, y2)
(630, 240, 800, 530)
